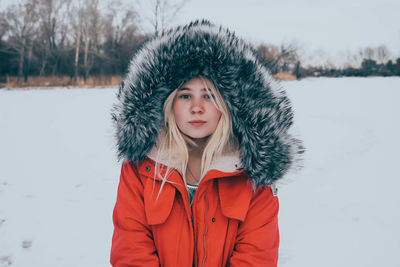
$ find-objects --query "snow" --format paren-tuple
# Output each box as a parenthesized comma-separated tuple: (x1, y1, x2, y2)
(1, 78, 400, 267)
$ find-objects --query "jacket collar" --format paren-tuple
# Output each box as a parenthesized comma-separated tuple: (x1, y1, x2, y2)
(137, 148, 246, 187)
(146, 144, 244, 175)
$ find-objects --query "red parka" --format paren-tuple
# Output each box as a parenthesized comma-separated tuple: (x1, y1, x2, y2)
(110, 156, 279, 267)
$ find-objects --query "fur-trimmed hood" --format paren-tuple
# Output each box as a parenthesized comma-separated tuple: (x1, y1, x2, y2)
(111, 20, 304, 187)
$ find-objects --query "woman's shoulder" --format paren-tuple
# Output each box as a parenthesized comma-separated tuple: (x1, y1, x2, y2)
(120, 157, 171, 182)
(119, 159, 152, 185)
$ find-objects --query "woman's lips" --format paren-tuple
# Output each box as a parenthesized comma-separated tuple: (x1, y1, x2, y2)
(189, 120, 206, 126)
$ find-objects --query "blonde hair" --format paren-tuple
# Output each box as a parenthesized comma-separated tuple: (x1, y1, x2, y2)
(152, 76, 238, 196)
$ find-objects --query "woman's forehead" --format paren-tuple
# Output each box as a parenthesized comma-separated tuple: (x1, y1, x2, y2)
(179, 77, 213, 91)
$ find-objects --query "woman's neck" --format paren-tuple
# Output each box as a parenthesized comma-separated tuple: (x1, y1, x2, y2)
(187, 135, 209, 155)
(185, 136, 210, 184)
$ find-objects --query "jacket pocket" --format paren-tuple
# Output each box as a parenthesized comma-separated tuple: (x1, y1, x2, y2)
(144, 178, 176, 225)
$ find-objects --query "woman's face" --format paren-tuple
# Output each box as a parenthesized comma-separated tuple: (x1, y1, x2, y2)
(173, 77, 222, 140)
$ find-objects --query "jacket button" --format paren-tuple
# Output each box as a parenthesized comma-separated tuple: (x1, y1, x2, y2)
(145, 166, 151, 171)
(211, 218, 215, 223)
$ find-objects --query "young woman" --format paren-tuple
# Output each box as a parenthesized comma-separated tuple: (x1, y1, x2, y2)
(110, 20, 303, 267)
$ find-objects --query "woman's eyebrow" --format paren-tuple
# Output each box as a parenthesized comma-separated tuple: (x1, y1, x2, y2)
(178, 87, 211, 91)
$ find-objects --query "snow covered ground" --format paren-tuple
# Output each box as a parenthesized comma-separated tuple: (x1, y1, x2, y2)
(0, 77, 399, 267)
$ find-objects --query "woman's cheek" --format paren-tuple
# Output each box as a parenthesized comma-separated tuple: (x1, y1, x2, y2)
(173, 101, 187, 123)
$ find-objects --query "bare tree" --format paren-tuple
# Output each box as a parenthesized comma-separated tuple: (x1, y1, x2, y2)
(376, 45, 390, 64)
(81, 0, 101, 79)
(364, 47, 375, 60)
(69, 0, 101, 79)
(357, 47, 365, 64)
(3, 0, 39, 80)
(37, 0, 72, 75)
(144, 0, 189, 35)
(0, 12, 8, 40)
(256, 42, 300, 74)
(101, 0, 144, 74)
(69, 0, 83, 79)
(256, 44, 279, 62)
(103, 0, 139, 45)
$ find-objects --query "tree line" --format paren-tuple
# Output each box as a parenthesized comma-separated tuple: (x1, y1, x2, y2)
(1, 0, 399, 85)
(0, 0, 152, 82)
(254, 43, 400, 79)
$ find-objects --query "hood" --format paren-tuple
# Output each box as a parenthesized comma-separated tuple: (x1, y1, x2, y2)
(111, 20, 304, 187)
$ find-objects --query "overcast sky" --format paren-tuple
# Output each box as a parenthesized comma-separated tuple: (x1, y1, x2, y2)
(2, 0, 399, 66)
(145, 0, 400, 66)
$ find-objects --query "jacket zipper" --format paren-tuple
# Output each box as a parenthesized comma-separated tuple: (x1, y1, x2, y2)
(201, 191, 209, 267)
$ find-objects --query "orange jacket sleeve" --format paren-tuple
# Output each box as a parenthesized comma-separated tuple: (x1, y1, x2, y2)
(110, 161, 160, 267)
(229, 186, 280, 267)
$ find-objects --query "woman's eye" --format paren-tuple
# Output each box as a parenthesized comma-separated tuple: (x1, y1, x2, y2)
(179, 94, 190, 99)
(204, 94, 215, 99)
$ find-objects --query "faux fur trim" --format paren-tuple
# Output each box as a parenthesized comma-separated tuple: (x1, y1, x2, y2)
(111, 19, 305, 187)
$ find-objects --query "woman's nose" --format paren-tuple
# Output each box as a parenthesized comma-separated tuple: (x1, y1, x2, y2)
(190, 98, 204, 114)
